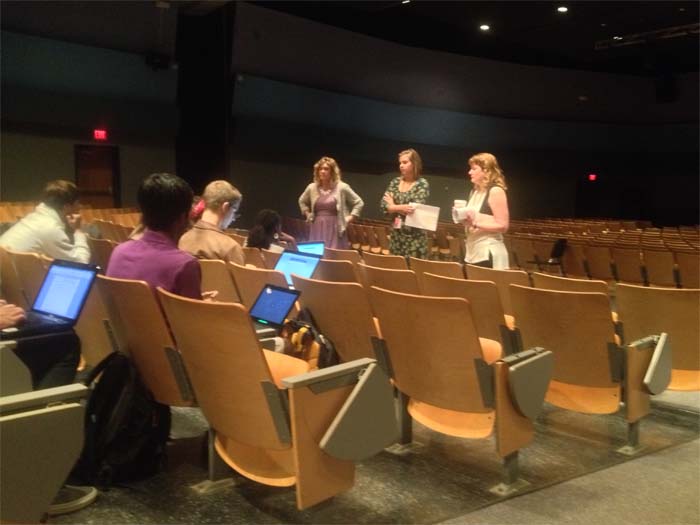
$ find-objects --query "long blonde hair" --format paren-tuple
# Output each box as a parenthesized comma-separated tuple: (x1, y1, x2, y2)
(469, 152, 507, 190)
(313, 157, 342, 185)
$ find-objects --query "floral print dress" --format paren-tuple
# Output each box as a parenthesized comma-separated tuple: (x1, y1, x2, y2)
(380, 177, 430, 259)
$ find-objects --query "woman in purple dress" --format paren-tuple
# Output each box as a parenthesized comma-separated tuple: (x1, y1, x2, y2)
(298, 157, 364, 249)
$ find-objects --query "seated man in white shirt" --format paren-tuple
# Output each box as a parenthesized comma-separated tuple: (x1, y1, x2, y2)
(0, 180, 90, 263)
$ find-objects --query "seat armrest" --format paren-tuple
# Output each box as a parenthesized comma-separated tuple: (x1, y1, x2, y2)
(504, 348, 553, 421)
(0, 384, 88, 415)
(282, 357, 375, 390)
(631, 333, 671, 395)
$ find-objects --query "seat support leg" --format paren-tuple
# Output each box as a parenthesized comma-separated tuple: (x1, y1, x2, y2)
(190, 428, 235, 494)
(488, 451, 530, 496)
(617, 420, 644, 456)
(385, 391, 423, 455)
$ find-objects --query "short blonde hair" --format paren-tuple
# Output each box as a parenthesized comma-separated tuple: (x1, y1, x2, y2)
(398, 149, 422, 179)
(313, 157, 342, 184)
(469, 152, 507, 190)
(202, 180, 242, 211)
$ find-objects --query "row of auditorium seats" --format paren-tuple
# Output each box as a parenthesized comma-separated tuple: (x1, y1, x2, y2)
(1, 217, 696, 515)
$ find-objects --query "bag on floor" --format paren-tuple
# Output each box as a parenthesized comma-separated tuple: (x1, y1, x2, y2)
(280, 308, 340, 369)
(71, 352, 171, 488)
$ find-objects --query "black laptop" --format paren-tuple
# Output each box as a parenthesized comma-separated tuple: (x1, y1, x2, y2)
(249, 283, 301, 337)
(273, 249, 323, 288)
(1, 259, 99, 340)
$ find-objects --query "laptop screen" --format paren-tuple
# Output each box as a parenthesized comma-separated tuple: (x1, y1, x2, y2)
(296, 242, 325, 256)
(249, 284, 300, 328)
(273, 250, 322, 286)
(33, 260, 98, 321)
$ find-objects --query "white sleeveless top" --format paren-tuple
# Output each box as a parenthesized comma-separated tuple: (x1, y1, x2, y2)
(463, 188, 509, 269)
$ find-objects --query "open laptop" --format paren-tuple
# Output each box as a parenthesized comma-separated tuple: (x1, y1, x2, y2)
(249, 284, 301, 337)
(273, 249, 322, 288)
(296, 241, 325, 256)
(1, 259, 99, 340)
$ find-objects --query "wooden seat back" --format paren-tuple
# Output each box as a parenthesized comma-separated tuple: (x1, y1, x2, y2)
(292, 275, 377, 361)
(97, 275, 194, 407)
(357, 263, 419, 294)
(510, 284, 619, 413)
(361, 251, 408, 269)
(422, 272, 508, 343)
(409, 257, 464, 292)
(369, 286, 490, 414)
(616, 283, 700, 390)
(465, 264, 530, 316)
(199, 259, 241, 303)
(228, 262, 289, 308)
(314, 259, 359, 283)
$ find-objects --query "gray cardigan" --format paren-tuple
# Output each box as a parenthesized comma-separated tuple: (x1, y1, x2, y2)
(298, 181, 364, 236)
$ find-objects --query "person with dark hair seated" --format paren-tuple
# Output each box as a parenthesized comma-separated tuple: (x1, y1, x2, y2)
(246, 209, 296, 253)
(0, 179, 90, 263)
(107, 173, 201, 299)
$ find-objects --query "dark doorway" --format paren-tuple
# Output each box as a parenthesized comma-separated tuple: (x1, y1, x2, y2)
(74, 145, 121, 208)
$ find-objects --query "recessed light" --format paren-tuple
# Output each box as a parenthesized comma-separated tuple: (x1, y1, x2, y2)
(613, 35, 623, 40)
(600, 23, 607, 27)
(479, 24, 490, 31)
(679, 7, 685, 12)
(401, 0, 410, 4)
(557, 6, 568, 13)
(578, 95, 589, 102)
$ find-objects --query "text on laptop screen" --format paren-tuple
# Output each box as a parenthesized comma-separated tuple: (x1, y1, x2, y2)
(33, 265, 95, 320)
(296, 242, 325, 256)
(249, 286, 299, 326)
(273, 251, 321, 286)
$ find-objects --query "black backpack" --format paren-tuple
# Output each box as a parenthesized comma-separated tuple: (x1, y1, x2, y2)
(71, 352, 171, 488)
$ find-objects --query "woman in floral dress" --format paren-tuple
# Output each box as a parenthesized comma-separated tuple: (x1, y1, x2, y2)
(380, 149, 430, 259)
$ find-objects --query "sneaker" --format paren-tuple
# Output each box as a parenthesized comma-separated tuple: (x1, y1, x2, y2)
(48, 485, 98, 516)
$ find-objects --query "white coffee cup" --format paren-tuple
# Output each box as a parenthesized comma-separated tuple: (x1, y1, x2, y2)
(452, 207, 470, 223)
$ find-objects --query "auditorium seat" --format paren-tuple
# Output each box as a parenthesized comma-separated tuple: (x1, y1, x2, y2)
(616, 283, 700, 391)
(611, 246, 645, 284)
(87, 236, 117, 271)
(242, 247, 266, 269)
(422, 272, 517, 354)
(291, 275, 378, 361)
(199, 259, 241, 303)
(228, 262, 289, 308)
(314, 259, 359, 283)
(97, 275, 196, 407)
(0, 246, 28, 308)
(673, 247, 700, 288)
(369, 286, 553, 494)
(510, 285, 670, 452)
(324, 246, 362, 264)
(157, 288, 397, 509)
(261, 248, 282, 269)
(8, 249, 49, 305)
(0, 378, 88, 523)
(409, 257, 465, 293)
(464, 265, 530, 317)
(642, 247, 678, 288)
(361, 251, 409, 269)
(357, 263, 419, 294)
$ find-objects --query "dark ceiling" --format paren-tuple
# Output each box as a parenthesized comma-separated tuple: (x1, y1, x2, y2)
(1, 1, 698, 78)
(254, 1, 700, 77)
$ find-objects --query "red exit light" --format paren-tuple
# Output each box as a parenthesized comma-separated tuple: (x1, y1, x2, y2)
(588, 173, 597, 181)
(93, 129, 108, 141)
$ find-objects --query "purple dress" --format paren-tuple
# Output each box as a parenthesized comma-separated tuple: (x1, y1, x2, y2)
(311, 192, 349, 249)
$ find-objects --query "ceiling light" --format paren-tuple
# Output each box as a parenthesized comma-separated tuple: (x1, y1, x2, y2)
(613, 35, 623, 40)
(401, 0, 410, 4)
(578, 95, 589, 102)
(557, 6, 568, 13)
(479, 24, 490, 31)
(600, 23, 607, 27)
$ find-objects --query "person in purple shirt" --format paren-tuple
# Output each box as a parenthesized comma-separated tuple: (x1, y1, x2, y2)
(107, 173, 201, 299)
